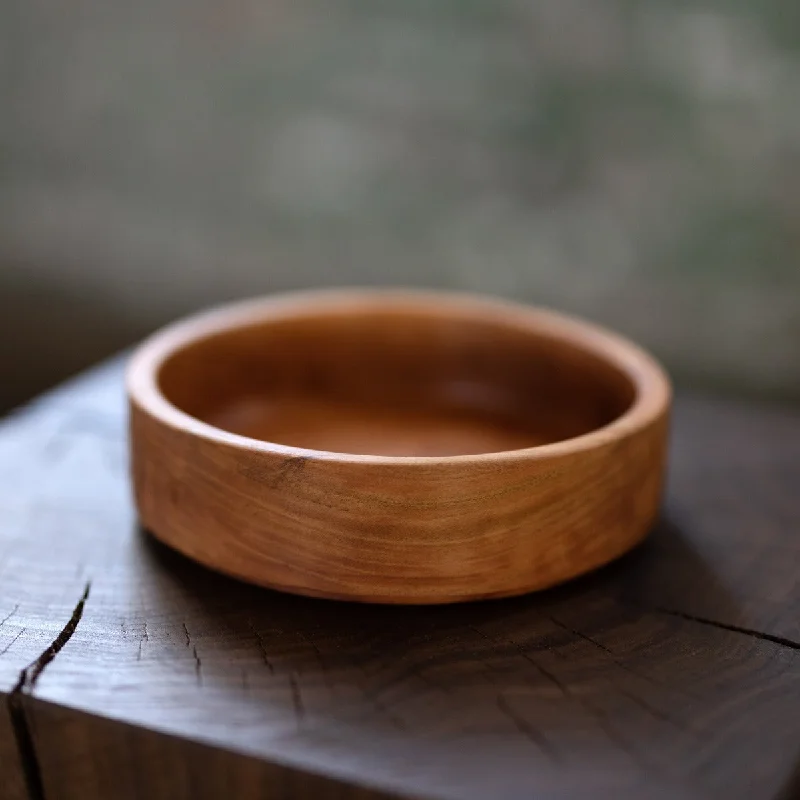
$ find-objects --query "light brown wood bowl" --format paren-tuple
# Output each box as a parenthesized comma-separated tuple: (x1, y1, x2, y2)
(128, 290, 671, 604)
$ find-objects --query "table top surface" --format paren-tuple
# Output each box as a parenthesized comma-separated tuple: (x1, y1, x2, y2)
(1, 359, 799, 800)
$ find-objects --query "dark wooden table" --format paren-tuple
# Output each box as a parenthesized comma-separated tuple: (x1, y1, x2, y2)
(1, 360, 799, 800)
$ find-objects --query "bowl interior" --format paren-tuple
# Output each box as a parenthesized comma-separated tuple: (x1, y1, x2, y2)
(157, 305, 636, 457)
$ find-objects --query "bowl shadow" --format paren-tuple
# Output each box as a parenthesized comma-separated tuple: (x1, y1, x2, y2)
(135, 507, 742, 726)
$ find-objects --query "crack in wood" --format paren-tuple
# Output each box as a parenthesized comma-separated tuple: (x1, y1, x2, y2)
(136, 618, 150, 661)
(0, 627, 26, 657)
(472, 623, 656, 769)
(0, 604, 19, 629)
(547, 614, 700, 701)
(615, 686, 687, 731)
(495, 693, 560, 761)
(529, 655, 650, 767)
(179, 620, 202, 683)
(13, 582, 91, 693)
(192, 646, 203, 687)
(289, 672, 305, 724)
(359, 684, 409, 732)
(248, 620, 275, 674)
(654, 607, 800, 651)
(6, 582, 92, 800)
(525, 634, 677, 770)
(299, 629, 335, 691)
(368, 657, 449, 702)
(6, 693, 45, 800)
(549, 615, 613, 654)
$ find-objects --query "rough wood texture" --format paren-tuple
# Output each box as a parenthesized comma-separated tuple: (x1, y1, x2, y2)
(128, 291, 671, 603)
(0, 698, 28, 800)
(1, 359, 799, 800)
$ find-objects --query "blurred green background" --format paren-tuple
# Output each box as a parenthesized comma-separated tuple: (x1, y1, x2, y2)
(2, 0, 799, 411)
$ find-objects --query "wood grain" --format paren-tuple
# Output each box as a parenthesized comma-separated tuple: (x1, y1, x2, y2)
(0, 696, 28, 800)
(0, 359, 799, 799)
(26, 701, 394, 800)
(128, 291, 671, 603)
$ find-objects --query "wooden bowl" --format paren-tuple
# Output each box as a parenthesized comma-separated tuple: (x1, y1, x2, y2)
(128, 290, 671, 604)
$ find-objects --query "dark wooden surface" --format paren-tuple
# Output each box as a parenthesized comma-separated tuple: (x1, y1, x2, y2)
(1, 359, 799, 800)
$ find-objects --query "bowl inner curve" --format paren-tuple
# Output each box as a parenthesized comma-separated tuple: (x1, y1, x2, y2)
(157, 306, 637, 457)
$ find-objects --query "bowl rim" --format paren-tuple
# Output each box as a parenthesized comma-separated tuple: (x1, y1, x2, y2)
(127, 288, 672, 466)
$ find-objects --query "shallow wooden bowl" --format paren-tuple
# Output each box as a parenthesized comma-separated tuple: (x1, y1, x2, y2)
(128, 290, 671, 604)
